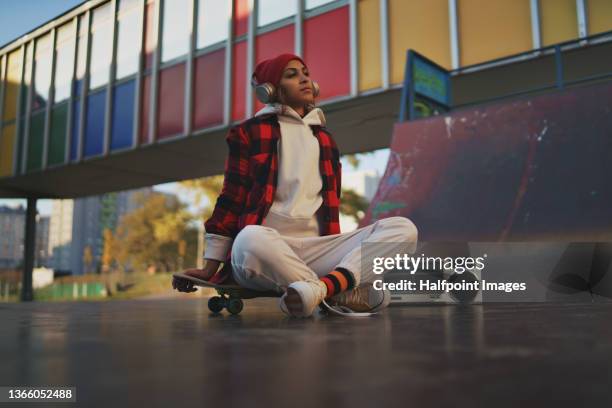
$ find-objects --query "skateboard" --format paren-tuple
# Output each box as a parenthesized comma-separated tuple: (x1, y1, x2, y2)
(172, 272, 281, 315)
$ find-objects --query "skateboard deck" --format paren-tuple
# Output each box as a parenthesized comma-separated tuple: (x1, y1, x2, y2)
(172, 272, 280, 300)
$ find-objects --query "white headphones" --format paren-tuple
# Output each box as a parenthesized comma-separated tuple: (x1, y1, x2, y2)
(250, 74, 320, 104)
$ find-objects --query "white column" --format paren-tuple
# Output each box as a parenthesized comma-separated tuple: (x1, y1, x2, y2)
(246, 0, 256, 118)
(349, 0, 358, 96)
(448, 0, 460, 70)
(530, 0, 542, 49)
(380, 0, 389, 89)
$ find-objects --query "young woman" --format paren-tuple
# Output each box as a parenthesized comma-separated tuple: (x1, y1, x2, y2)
(174, 53, 418, 317)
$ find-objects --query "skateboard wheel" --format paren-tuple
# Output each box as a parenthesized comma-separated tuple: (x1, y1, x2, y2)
(208, 296, 224, 313)
(226, 298, 244, 315)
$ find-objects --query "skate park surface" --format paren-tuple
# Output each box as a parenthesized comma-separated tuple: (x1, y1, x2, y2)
(1, 298, 611, 407)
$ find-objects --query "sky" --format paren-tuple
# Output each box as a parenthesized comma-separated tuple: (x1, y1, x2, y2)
(0, 1, 391, 216)
(0, 0, 85, 47)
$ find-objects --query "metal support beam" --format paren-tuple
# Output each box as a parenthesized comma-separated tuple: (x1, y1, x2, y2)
(576, 0, 588, 39)
(295, 0, 304, 57)
(0, 55, 5, 130)
(555, 45, 564, 89)
(223, 0, 235, 126)
(530, 0, 542, 50)
(21, 41, 36, 174)
(149, 0, 162, 143)
(21, 197, 37, 302)
(184, 0, 197, 137)
(132, 0, 146, 148)
(246, 0, 256, 118)
(77, 10, 92, 162)
(448, 0, 460, 70)
(42, 28, 57, 169)
(65, 16, 79, 164)
(12, 44, 27, 176)
(103, 0, 118, 156)
(349, 0, 358, 97)
(380, 0, 389, 89)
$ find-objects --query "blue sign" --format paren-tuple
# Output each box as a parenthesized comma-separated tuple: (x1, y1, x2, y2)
(413, 57, 450, 106)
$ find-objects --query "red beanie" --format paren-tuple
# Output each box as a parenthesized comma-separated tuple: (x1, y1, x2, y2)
(252, 53, 307, 87)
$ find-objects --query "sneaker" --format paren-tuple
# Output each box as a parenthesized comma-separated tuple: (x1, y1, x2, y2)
(279, 280, 328, 318)
(326, 284, 391, 314)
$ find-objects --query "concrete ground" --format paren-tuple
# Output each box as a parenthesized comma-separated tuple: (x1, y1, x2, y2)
(1, 297, 611, 408)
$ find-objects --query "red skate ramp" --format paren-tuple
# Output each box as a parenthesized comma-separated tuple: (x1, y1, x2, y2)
(360, 81, 612, 241)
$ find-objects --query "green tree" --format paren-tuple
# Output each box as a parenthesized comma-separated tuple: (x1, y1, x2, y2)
(340, 188, 369, 223)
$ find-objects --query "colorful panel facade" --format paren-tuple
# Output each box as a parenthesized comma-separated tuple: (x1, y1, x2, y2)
(48, 103, 68, 166)
(27, 112, 45, 172)
(303, 6, 350, 100)
(587, 0, 612, 35)
(3, 50, 22, 122)
(111, 80, 136, 150)
(157, 63, 185, 139)
(144, 0, 156, 71)
(233, 0, 250, 38)
(457, 0, 532, 66)
(193, 49, 225, 129)
(139, 74, 151, 144)
(70, 98, 80, 161)
(389, 0, 451, 84)
(84, 90, 106, 157)
(232, 40, 246, 121)
(0, 124, 16, 177)
(357, 0, 381, 91)
(540, 0, 578, 46)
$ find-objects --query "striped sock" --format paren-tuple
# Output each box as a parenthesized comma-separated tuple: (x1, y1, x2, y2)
(320, 267, 355, 298)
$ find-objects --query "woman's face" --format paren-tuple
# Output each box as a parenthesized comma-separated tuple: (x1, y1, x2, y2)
(277, 59, 315, 108)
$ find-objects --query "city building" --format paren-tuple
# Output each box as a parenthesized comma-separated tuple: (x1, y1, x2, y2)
(0, 205, 25, 268)
(70, 187, 154, 275)
(35, 214, 50, 266)
(48, 199, 74, 272)
(47, 187, 153, 275)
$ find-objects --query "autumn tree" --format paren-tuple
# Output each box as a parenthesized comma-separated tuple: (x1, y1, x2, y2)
(112, 192, 198, 273)
(101, 228, 114, 273)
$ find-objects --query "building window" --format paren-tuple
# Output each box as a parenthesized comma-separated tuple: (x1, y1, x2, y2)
(53, 22, 76, 104)
(89, 3, 114, 90)
(161, 0, 190, 62)
(116, 0, 143, 79)
(257, 0, 296, 27)
(33, 33, 53, 111)
(75, 14, 88, 89)
(197, 0, 230, 49)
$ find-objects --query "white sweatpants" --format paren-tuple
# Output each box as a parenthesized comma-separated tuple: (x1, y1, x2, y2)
(230, 216, 418, 293)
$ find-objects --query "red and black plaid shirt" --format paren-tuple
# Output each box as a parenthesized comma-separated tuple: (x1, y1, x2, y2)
(204, 113, 342, 278)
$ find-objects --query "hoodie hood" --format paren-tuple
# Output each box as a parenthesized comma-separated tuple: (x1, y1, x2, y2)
(254, 103, 326, 127)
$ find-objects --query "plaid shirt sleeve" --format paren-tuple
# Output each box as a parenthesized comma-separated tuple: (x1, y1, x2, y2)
(203, 125, 251, 261)
(329, 131, 342, 199)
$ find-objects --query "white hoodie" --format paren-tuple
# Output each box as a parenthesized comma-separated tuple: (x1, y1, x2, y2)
(204, 103, 326, 261)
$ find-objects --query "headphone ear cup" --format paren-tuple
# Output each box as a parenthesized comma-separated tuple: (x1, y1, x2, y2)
(255, 82, 276, 104)
(312, 81, 320, 97)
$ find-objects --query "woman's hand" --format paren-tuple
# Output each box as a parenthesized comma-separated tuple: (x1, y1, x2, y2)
(172, 260, 222, 292)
